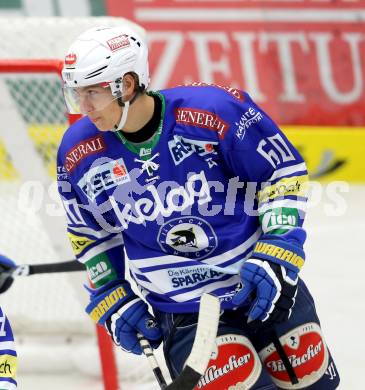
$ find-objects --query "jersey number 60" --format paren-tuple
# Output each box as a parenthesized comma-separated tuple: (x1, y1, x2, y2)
(256, 133, 295, 168)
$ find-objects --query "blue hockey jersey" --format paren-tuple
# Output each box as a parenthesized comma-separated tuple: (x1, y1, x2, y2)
(57, 84, 308, 313)
(0, 307, 17, 389)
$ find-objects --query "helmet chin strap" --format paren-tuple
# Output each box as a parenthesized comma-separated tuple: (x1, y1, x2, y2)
(112, 90, 140, 132)
(113, 100, 130, 131)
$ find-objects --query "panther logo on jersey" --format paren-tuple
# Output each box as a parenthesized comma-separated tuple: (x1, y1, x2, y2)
(171, 228, 198, 248)
(158, 216, 217, 260)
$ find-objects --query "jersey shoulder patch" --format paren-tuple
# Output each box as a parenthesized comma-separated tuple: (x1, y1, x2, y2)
(160, 85, 246, 143)
(58, 117, 107, 175)
(160, 85, 271, 154)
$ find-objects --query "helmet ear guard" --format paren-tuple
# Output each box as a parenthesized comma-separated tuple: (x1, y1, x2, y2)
(110, 77, 123, 98)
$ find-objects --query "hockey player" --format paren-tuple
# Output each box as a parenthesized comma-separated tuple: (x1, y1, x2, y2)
(0, 255, 18, 389)
(58, 25, 340, 389)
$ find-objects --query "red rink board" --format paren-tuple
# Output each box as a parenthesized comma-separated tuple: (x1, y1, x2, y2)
(106, 0, 365, 126)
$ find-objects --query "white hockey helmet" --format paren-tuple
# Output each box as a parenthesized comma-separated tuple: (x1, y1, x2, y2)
(62, 25, 149, 115)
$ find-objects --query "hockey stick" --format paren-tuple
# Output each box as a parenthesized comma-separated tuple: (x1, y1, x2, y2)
(139, 293, 220, 390)
(3, 260, 85, 277)
(137, 334, 167, 389)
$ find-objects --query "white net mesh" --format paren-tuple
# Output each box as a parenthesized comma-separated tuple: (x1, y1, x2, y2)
(0, 69, 89, 333)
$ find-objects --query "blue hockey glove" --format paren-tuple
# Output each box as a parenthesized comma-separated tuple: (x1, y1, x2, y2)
(232, 228, 306, 325)
(106, 298, 162, 354)
(0, 254, 16, 294)
(85, 281, 162, 355)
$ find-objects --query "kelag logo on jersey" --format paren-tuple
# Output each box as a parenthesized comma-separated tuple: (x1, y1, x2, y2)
(158, 216, 217, 259)
(77, 157, 130, 201)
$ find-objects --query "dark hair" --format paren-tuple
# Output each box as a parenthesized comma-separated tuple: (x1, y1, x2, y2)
(117, 72, 145, 107)
(127, 72, 146, 93)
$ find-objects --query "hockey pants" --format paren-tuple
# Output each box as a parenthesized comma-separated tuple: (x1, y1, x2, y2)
(154, 279, 340, 389)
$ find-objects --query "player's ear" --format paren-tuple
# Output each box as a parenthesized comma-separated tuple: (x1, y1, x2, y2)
(122, 73, 136, 97)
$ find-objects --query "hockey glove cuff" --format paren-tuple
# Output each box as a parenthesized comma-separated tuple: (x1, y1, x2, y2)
(105, 298, 162, 355)
(85, 281, 162, 354)
(85, 281, 134, 325)
(232, 228, 306, 324)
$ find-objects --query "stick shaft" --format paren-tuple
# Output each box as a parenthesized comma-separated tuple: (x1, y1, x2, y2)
(137, 334, 167, 389)
(140, 294, 220, 390)
(11, 260, 84, 276)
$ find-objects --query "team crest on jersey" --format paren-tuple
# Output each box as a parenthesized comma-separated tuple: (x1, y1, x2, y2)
(158, 217, 217, 259)
(259, 322, 329, 389)
(195, 334, 261, 389)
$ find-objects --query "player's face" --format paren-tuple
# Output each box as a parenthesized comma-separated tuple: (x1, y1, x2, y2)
(74, 85, 122, 131)
(87, 96, 123, 132)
